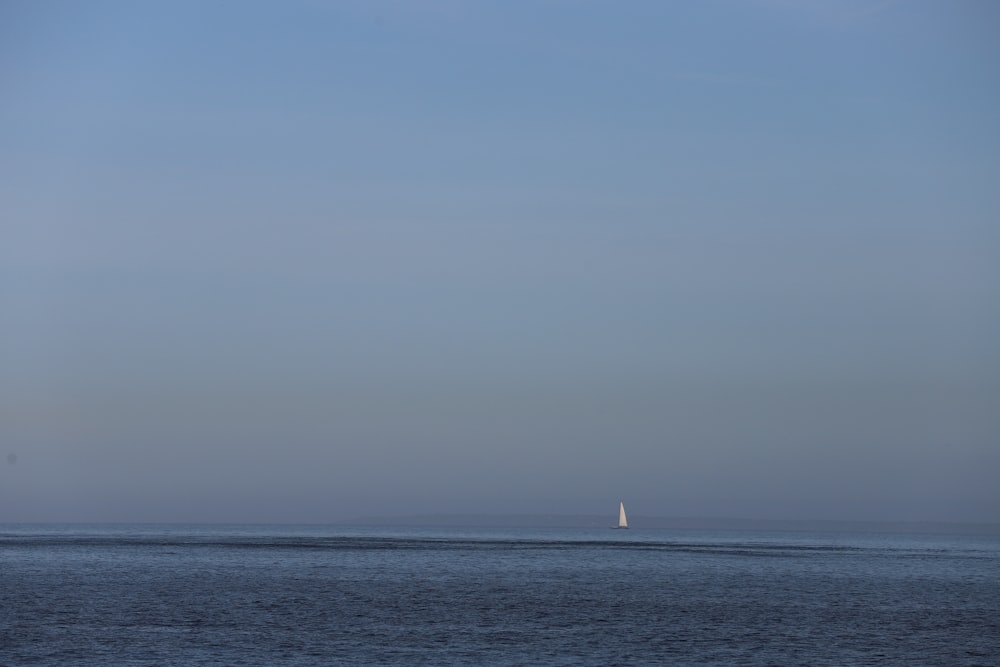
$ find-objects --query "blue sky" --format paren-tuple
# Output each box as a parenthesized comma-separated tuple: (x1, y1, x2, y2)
(2, 0, 998, 523)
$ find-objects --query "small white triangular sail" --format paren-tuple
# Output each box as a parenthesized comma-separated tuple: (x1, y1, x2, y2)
(617, 501, 628, 529)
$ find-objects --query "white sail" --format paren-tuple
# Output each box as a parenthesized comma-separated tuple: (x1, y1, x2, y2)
(617, 502, 628, 529)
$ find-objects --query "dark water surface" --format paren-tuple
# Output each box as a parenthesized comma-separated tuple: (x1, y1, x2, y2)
(2, 525, 998, 665)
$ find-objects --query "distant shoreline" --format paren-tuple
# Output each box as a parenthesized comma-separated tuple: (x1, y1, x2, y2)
(336, 514, 1000, 535)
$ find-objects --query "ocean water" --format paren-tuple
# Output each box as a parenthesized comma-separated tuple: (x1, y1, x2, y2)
(2, 525, 998, 666)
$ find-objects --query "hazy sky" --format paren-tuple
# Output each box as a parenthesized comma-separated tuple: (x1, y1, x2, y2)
(2, 0, 998, 524)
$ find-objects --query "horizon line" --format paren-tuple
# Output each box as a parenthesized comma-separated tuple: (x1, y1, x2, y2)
(4, 514, 998, 533)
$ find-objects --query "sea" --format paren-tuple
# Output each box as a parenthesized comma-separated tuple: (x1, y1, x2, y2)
(2, 524, 998, 666)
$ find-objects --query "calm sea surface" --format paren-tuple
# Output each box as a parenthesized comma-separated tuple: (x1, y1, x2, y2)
(2, 524, 998, 666)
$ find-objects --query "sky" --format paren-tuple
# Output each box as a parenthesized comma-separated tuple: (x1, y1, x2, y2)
(2, 0, 998, 524)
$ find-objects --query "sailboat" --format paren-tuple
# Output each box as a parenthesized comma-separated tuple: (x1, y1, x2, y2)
(613, 501, 628, 529)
